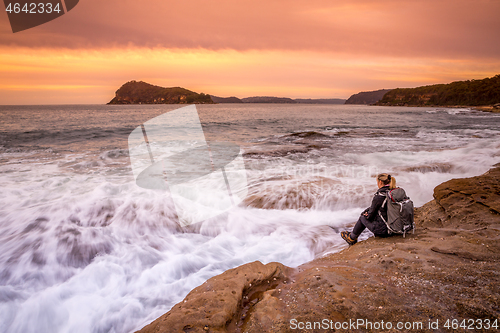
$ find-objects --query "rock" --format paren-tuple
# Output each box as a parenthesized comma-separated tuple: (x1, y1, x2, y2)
(137, 261, 291, 333)
(107, 81, 214, 104)
(136, 166, 500, 333)
(345, 89, 393, 105)
(433, 165, 500, 223)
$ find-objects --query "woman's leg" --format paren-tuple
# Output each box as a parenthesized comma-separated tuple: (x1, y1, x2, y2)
(350, 215, 367, 239)
(354, 215, 389, 237)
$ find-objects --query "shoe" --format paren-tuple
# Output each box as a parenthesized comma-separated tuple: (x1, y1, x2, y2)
(341, 231, 357, 245)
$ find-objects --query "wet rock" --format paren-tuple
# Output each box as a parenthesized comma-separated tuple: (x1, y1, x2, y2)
(137, 261, 291, 333)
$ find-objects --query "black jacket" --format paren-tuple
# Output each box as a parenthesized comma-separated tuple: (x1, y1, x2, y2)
(362, 185, 390, 235)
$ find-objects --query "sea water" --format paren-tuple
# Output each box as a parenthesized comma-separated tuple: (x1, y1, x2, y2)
(0, 104, 499, 333)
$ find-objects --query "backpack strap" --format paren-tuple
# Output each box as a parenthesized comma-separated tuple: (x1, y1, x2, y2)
(378, 197, 399, 235)
(381, 196, 387, 208)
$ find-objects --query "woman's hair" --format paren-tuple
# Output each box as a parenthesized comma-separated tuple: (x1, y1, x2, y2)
(377, 173, 396, 190)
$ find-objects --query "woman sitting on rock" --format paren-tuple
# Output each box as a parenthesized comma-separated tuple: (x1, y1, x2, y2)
(341, 173, 396, 245)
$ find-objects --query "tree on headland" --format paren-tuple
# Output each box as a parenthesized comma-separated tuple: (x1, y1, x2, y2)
(377, 75, 500, 106)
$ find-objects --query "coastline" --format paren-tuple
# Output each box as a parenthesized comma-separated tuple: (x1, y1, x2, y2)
(368, 104, 500, 113)
(136, 165, 500, 333)
(473, 106, 500, 113)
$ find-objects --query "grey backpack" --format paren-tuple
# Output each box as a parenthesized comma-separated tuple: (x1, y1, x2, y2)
(380, 188, 414, 236)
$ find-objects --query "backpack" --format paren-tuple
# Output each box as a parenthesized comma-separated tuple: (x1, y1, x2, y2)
(379, 187, 414, 237)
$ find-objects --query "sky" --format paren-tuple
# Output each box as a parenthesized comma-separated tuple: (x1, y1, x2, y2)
(1, 0, 500, 104)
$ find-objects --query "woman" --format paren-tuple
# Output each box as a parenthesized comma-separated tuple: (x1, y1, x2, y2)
(341, 173, 396, 245)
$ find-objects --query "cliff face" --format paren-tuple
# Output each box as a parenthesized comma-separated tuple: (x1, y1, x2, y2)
(345, 89, 393, 105)
(136, 165, 500, 333)
(376, 74, 500, 107)
(108, 81, 214, 104)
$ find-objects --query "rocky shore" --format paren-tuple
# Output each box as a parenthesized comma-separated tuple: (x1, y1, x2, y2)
(474, 105, 500, 113)
(137, 166, 500, 333)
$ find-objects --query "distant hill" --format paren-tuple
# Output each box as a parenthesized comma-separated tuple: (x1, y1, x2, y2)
(211, 96, 345, 104)
(210, 95, 243, 103)
(294, 98, 346, 104)
(241, 96, 297, 103)
(108, 81, 214, 104)
(345, 89, 393, 105)
(376, 75, 500, 106)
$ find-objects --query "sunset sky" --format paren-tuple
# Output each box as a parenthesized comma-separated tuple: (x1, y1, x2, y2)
(1, 0, 499, 104)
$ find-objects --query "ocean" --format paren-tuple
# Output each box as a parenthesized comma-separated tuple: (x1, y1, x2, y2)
(1, 104, 499, 333)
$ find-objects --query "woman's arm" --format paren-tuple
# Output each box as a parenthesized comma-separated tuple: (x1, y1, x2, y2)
(366, 192, 386, 221)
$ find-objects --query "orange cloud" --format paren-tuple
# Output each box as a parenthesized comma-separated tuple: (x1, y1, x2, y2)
(1, 0, 499, 58)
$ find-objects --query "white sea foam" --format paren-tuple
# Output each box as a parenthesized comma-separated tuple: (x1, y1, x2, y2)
(0, 153, 359, 332)
(446, 108, 472, 115)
